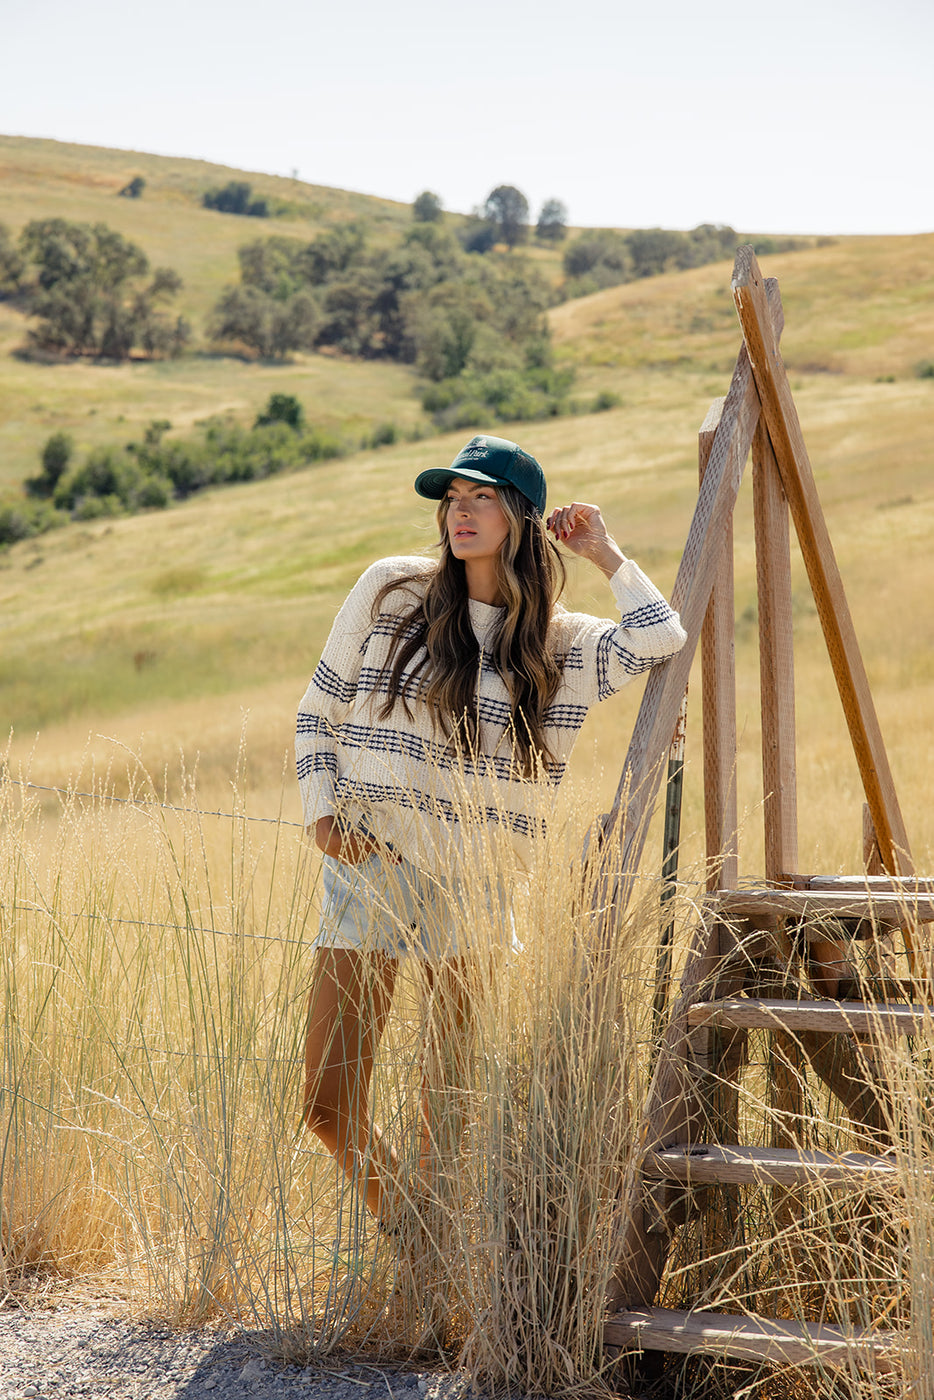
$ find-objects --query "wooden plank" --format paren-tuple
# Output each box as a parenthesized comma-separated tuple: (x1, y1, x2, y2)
(732, 246, 913, 883)
(751, 425, 805, 1150)
(688, 996, 934, 1036)
(600, 279, 784, 901)
(713, 888, 934, 924)
(604, 1306, 900, 1370)
(753, 418, 798, 882)
(807, 874, 934, 895)
(644, 1143, 897, 1188)
(700, 398, 738, 892)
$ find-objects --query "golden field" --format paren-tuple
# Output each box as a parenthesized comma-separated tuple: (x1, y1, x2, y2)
(2, 135, 934, 1394)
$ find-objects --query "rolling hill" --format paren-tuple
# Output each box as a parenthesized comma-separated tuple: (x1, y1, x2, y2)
(2, 135, 933, 874)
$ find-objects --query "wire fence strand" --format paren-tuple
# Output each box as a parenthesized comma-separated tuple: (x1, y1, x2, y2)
(6, 778, 305, 828)
(0, 900, 316, 947)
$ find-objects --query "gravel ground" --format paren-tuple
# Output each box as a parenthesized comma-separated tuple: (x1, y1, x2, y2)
(0, 1305, 474, 1400)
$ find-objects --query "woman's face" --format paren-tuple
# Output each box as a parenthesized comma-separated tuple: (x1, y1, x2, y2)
(444, 477, 510, 564)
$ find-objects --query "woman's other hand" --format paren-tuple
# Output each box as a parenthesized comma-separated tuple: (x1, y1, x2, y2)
(546, 502, 626, 578)
(312, 816, 400, 865)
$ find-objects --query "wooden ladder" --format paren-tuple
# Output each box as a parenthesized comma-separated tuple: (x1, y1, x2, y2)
(593, 248, 929, 1376)
(604, 879, 930, 1373)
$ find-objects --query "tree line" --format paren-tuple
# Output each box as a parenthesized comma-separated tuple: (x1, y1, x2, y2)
(561, 223, 805, 296)
(0, 188, 790, 372)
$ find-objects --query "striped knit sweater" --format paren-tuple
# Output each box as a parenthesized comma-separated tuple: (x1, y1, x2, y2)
(296, 554, 686, 873)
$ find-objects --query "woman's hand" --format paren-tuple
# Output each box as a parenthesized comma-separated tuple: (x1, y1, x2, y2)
(546, 502, 626, 578)
(312, 816, 400, 865)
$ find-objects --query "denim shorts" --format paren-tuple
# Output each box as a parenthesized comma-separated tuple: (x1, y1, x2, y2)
(315, 850, 464, 960)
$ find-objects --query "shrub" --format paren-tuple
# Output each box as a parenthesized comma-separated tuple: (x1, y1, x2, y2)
(916, 360, 934, 380)
(421, 361, 574, 430)
(73, 492, 125, 521)
(627, 227, 686, 278)
(255, 394, 305, 431)
(27, 432, 74, 497)
(535, 199, 568, 243)
(458, 217, 497, 255)
(563, 231, 632, 287)
(0, 498, 66, 547)
(136, 474, 172, 509)
(482, 185, 529, 249)
(0, 222, 25, 298)
(412, 191, 443, 223)
(369, 422, 399, 448)
(202, 181, 269, 218)
(210, 285, 319, 359)
(8, 405, 350, 550)
(54, 446, 148, 513)
(138, 441, 213, 498)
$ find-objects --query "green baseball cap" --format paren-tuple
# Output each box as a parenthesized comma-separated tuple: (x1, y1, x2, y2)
(414, 434, 547, 516)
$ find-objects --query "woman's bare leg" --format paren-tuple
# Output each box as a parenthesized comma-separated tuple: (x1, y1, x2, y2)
(303, 948, 397, 1219)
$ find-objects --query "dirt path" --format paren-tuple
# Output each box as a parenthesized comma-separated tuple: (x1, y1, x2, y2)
(0, 1304, 471, 1400)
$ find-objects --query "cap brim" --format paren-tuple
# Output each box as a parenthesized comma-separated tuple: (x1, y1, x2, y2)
(414, 466, 501, 500)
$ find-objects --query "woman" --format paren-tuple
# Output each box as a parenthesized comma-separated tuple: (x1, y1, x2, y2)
(297, 433, 686, 1224)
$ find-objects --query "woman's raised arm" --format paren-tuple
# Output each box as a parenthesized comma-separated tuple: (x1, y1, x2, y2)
(546, 500, 625, 579)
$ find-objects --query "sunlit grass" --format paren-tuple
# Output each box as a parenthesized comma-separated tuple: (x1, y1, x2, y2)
(551, 234, 934, 381)
(0, 744, 653, 1370)
(3, 741, 934, 1396)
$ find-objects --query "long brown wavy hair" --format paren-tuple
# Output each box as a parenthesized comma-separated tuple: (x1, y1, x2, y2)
(373, 484, 567, 776)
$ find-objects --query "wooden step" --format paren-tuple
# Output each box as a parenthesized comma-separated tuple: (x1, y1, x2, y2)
(604, 1305, 900, 1370)
(806, 874, 934, 896)
(687, 996, 934, 1036)
(644, 1143, 896, 1189)
(710, 887, 934, 927)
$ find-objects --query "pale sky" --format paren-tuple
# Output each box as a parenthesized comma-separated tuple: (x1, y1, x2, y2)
(2, 0, 931, 236)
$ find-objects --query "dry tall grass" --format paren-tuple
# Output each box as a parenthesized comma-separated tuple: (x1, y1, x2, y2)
(2, 738, 934, 1397)
(0, 740, 655, 1382)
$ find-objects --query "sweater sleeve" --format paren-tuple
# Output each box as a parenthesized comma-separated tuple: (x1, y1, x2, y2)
(555, 556, 686, 705)
(296, 572, 373, 832)
(295, 557, 423, 831)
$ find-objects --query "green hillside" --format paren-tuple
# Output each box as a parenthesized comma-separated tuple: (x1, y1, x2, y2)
(0, 137, 580, 493)
(2, 136, 933, 870)
(0, 136, 442, 490)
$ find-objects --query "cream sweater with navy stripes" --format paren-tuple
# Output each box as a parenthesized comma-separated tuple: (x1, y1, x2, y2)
(296, 555, 686, 874)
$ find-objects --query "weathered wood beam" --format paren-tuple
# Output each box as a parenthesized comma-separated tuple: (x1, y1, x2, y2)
(753, 418, 798, 882)
(712, 888, 934, 926)
(605, 1306, 900, 1370)
(688, 996, 934, 1036)
(752, 419, 804, 1151)
(700, 398, 738, 892)
(807, 875, 934, 894)
(644, 1142, 897, 1188)
(732, 246, 912, 883)
(601, 279, 783, 902)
